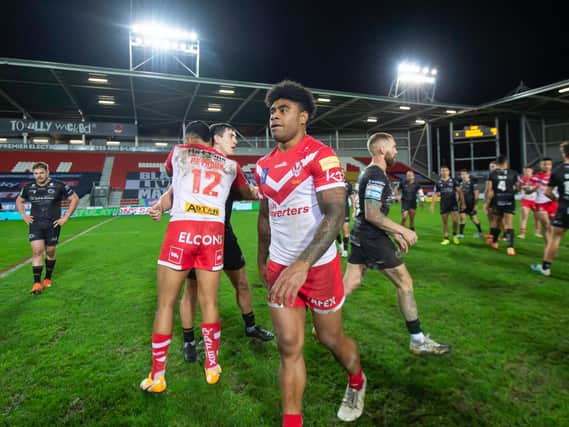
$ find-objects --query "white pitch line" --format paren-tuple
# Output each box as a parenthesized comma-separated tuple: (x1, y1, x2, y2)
(0, 217, 116, 279)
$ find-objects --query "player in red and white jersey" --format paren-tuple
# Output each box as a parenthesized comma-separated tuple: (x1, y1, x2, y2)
(140, 121, 248, 393)
(256, 81, 365, 426)
(527, 158, 558, 245)
(518, 165, 539, 238)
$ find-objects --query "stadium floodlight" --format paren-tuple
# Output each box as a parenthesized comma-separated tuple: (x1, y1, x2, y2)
(389, 61, 438, 102)
(446, 109, 457, 114)
(415, 119, 426, 125)
(399, 105, 411, 110)
(69, 139, 84, 144)
(558, 87, 569, 93)
(154, 142, 168, 147)
(317, 97, 331, 103)
(219, 88, 235, 94)
(106, 140, 120, 146)
(0, 138, 7, 142)
(33, 138, 49, 144)
(98, 99, 115, 105)
(129, 22, 200, 76)
(208, 105, 222, 112)
(366, 117, 378, 123)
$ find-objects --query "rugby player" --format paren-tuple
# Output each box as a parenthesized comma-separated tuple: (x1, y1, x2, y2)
(518, 165, 539, 238)
(430, 166, 462, 245)
(458, 169, 483, 238)
(15, 162, 79, 294)
(343, 132, 450, 357)
(531, 142, 569, 276)
(256, 80, 365, 426)
(397, 170, 421, 230)
(483, 156, 520, 255)
(527, 158, 558, 246)
(151, 123, 274, 364)
(140, 121, 249, 392)
(337, 178, 355, 257)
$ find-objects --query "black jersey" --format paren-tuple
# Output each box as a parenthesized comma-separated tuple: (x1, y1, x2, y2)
(400, 180, 420, 202)
(345, 181, 353, 207)
(352, 165, 391, 239)
(435, 178, 459, 206)
(460, 179, 477, 205)
(19, 179, 75, 223)
(548, 163, 569, 209)
(489, 169, 519, 207)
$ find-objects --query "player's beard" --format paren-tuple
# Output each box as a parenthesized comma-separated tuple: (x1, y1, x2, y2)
(386, 153, 396, 167)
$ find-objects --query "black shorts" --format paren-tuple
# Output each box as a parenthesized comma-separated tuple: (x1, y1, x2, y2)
(460, 203, 477, 216)
(28, 221, 61, 246)
(187, 227, 245, 279)
(493, 203, 515, 215)
(348, 232, 403, 270)
(401, 200, 417, 212)
(440, 202, 458, 214)
(344, 205, 351, 223)
(551, 206, 569, 229)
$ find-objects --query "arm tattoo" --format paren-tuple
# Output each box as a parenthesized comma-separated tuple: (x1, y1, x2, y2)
(297, 186, 344, 266)
(365, 198, 404, 235)
(257, 199, 271, 265)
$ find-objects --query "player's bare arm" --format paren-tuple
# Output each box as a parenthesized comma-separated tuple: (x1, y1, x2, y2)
(15, 195, 33, 224)
(257, 198, 271, 286)
(269, 186, 344, 307)
(54, 192, 79, 227)
(483, 180, 493, 213)
(430, 191, 437, 213)
(365, 198, 417, 245)
(545, 186, 558, 202)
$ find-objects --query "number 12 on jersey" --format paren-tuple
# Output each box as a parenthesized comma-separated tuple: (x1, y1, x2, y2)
(191, 168, 221, 196)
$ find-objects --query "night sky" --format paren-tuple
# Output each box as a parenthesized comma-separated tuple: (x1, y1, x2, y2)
(2, 0, 567, 106)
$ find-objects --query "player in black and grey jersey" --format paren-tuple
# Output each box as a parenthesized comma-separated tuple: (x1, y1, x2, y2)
(458, 169, 484, 238)
(15, 162, 79, 294)
(484, 156, 520, 256)
(531, 141, 569, 276)
(430, 166, 462, 245)
(397, 170, 421, 230)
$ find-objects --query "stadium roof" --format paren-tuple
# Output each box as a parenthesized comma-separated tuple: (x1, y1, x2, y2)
(0, 57, 568, 139)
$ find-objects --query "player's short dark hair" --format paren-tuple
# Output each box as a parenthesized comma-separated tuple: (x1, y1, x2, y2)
(265, 80, 316, 120)
(542, 157, 552, 162)
(185, 120, 211, 142)
(32, 162, 48, 171)
(523, 164, 533, 169)
(561, 141, 569, 158)
(496, 155, 508, 165)
(209, 122, 235, 139)
(459, 168, 469, 173)
(440, 165, 449, 170)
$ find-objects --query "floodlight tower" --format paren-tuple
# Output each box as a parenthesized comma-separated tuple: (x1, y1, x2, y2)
(129, 22, 200, 76)
(389, 62, 437, 103)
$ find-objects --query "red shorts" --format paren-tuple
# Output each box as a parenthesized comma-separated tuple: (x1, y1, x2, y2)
(521, 199, 536, 210)
(158, 220, 224, 271)
(535, 201, 558, 219)
(266, 255, 345, 313)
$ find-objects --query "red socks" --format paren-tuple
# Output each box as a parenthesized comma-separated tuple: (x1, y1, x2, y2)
(201, 322, 221, 369)
(349, 368, 364, 390)
(283, 414, 303, 427)
(151, 333, 172, 379)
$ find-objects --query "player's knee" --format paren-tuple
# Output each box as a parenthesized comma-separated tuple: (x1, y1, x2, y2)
(276, 331, 304, 357)
(316, 327, 343, 350)
(32, 247, 44, 257)
(232, 276, 250, 294)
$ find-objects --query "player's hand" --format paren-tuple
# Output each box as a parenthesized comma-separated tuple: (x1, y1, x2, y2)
(268, 260, 309, 308)
(53, 216, 68, 228)
(149, 203, 162, 221)
(400, 228, 418, 246)
(248, 184, 260, 200)
(393, 233, 409, 254)
(22, 214, 33, 224)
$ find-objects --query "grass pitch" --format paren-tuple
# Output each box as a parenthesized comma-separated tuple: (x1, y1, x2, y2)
(1, 206, 568, 426)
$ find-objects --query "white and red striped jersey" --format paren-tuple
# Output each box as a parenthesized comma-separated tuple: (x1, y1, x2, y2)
(255, 135, 345, 267)
(520, 176, 536, 201)
(531, 172, 551, 204)
(165, 143, 246, 224)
